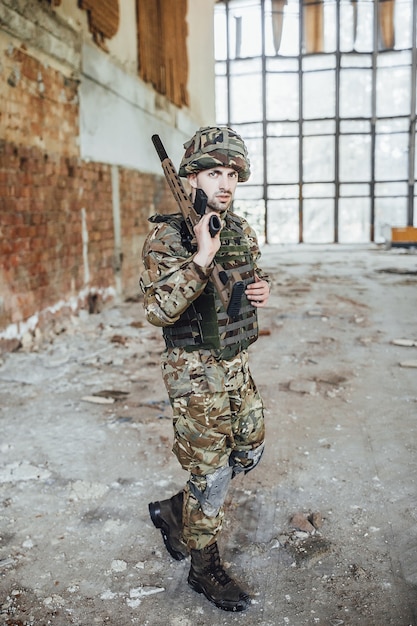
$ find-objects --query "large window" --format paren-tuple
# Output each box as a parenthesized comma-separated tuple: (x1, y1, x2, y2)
(215, 0, 417, 243)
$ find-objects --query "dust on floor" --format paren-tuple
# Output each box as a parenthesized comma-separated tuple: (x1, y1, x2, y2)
(0, 244, 416, 626)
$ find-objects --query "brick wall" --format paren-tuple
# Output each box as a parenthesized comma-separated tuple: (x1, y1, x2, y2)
(118, 167, 175, 296)
(0, 139, 176, 331)
(2, 45, 80, 156)
(0, 39, 176, 336)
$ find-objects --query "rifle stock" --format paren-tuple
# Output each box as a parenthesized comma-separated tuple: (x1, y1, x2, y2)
(151, 134, 244, 316)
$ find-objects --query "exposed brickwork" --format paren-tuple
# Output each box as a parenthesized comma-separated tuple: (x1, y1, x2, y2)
(1, 41, 79, 156)
(118, 166, 176, 296)
(0, 39, 178, 334)
(0, 139, 176, 331)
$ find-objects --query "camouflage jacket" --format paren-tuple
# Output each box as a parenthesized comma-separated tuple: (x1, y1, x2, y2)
(140, 211, 269, 329)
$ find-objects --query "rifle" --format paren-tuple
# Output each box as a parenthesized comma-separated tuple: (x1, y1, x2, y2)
(151, 134, 244, 318)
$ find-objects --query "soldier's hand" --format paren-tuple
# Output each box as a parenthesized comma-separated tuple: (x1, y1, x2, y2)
(246, 274, 270, 307)
(193, 212, 221, 268)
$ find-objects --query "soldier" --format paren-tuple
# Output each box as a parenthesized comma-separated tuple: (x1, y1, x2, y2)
(140, 126, 270, 612)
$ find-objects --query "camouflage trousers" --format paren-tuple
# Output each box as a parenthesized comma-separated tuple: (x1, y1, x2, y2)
(161, 347, 265, 550)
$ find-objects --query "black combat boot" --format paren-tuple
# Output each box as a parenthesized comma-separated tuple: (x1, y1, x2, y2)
(148, 491, 188, 561)
(188, 542, 250, 612)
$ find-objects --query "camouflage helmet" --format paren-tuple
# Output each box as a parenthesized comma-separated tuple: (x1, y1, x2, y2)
(178, 126, 251, 182)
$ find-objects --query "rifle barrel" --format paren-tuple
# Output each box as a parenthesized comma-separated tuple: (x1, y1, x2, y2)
(151, 135, 168, 162)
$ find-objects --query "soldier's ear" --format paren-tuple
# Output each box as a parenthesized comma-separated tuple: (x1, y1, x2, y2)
(188, 173, 198, 189)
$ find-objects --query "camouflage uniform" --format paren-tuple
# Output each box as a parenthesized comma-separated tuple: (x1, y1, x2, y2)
(140, 128, 267, 550)
(141, 208, 269, 550)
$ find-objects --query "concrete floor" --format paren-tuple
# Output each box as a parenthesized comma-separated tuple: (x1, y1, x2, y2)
(0, 244, 416, 626)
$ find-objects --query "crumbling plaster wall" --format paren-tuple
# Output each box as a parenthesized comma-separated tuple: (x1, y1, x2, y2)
(0, 0, 216, 340)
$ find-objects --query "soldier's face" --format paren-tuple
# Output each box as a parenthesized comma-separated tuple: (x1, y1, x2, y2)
(189, 167, 238, 213)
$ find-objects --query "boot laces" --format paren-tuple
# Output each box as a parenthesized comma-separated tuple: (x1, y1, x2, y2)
(205, 543, 233, 586)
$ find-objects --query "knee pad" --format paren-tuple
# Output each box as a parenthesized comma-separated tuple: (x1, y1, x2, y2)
(188, 465, 233, 518)
(230, 442, 265, 477)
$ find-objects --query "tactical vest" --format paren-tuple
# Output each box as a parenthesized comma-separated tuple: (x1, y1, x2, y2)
(163, 213, 258, 360)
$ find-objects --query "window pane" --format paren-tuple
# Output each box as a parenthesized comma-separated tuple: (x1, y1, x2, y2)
(339, 135, 372, 182)
(267, 200, 299, 243)
(303, 136, 334, 182)
(214, 5, 227, 61)
(375, 182, 408, 197)
(303, 120, 335, 135)
(375, 133, 408, 181)
(340, 69, 372, 118)
(339, 198, 371, 243)
(233, 196, 265, 243)
(269, 184, 299, 199)
(230, 58, 262, 75)
(303, 71, 335, 119)
(228, 2, 263, 58)
(215, 75, 228, 125)
(245, 137, 264, 185)
(266, 57, 299, 72)
(341, 54, 372, 69)
(268, 121, 299, 136)
(354, 1, 374, 52)
(323, 1, 337, 52)
(339, 1, 356, 52)
(303, 55, 336, 71)
(303, 183, 335, 198)
(267, 73, 299, 120)
(235, 185, 263, 201)
(376, 119, 409, 133)
(233, 123, 264, 183)
(265, 0, 300, 57)
(303, 199, 334, 243)
(395, 0, 413, 49)
(375, 197, 408, 241)
(340, 183, 370, 197)
(237, 121, 264, 139)
(267, 137, 299, 183)
(377, 50, 411, 67)
(377, 66, 411, 117)
(415, 134, 417, 178)
(230, 73, 263, 123)
(340, 120, 371, 133)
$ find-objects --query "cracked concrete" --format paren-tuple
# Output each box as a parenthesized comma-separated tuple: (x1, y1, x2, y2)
(0, 244, 416, 625)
